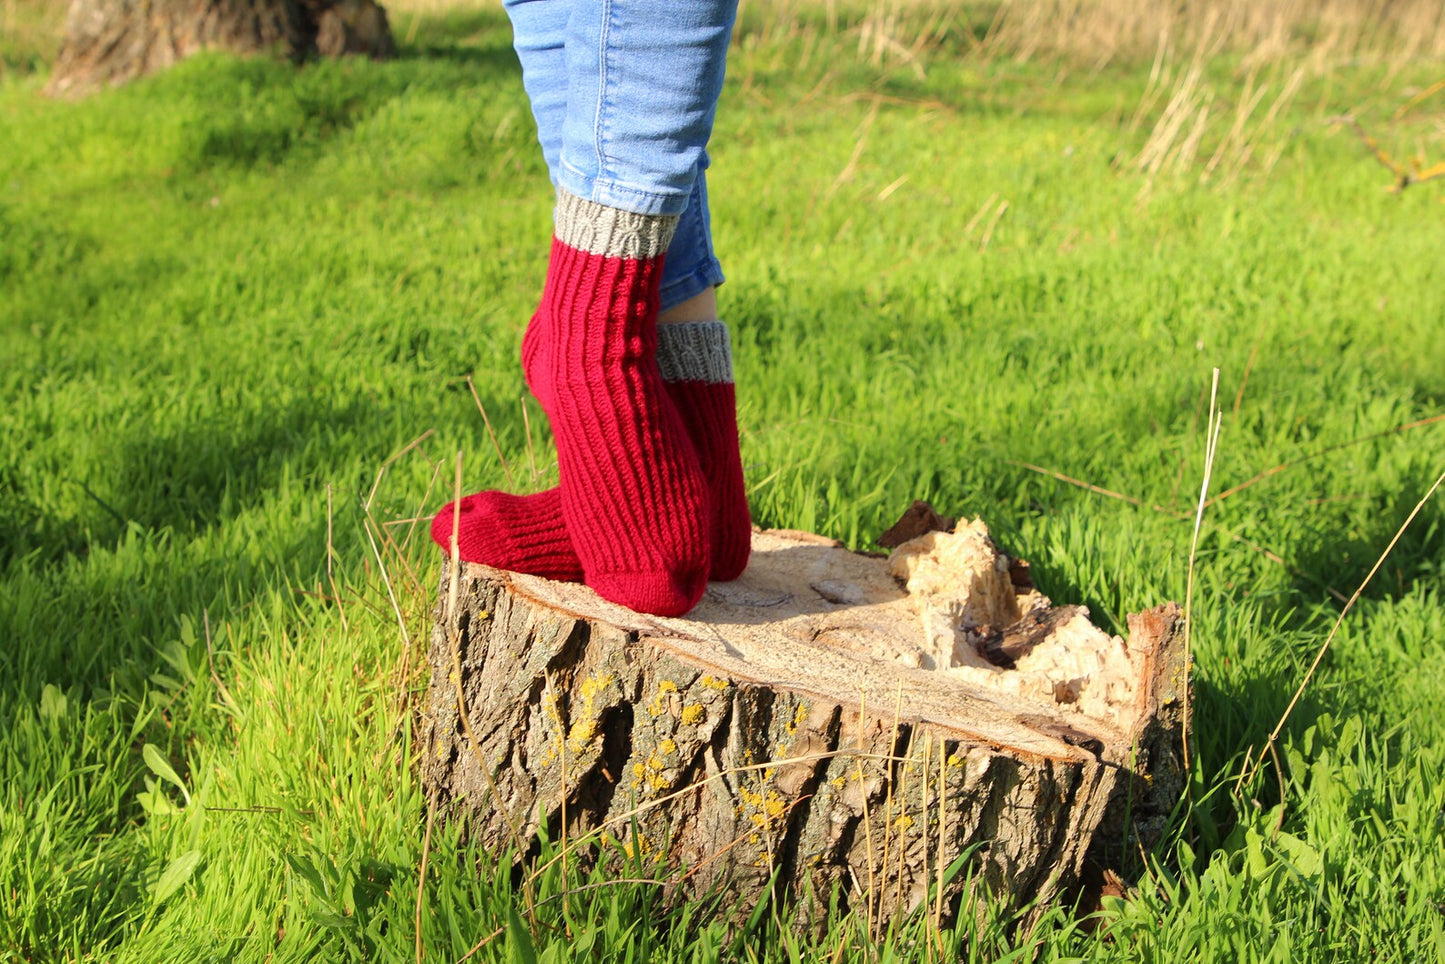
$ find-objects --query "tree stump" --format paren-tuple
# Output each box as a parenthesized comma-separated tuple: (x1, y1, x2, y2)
(421, 514, 1187, 926)
(45, 0, 395, 98)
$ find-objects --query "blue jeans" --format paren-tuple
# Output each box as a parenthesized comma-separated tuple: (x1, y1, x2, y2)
(503, 0, 737, 310)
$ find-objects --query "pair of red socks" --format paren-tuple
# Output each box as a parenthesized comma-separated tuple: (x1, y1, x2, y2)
(431, 191, 749, 616)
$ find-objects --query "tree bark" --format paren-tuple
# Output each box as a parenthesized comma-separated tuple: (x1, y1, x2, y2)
(45, 0, 395, 98)
(421, 518, 1187, 927)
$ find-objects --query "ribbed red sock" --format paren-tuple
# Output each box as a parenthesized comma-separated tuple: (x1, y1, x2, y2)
(433, 193, 724, 612)
(663, 377, 750, 581)
(545, 194, 712, 615)
(435, 321, 750, 588)
(429, 488, 582, 582)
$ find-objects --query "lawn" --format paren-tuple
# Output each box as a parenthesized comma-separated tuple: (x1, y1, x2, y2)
(3, 1, 1445, 960)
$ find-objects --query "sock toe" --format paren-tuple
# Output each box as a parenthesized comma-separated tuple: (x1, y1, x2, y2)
(588, 567, 708, 618)
(430, 490, 584, 582)
(429, 497, 467, 551)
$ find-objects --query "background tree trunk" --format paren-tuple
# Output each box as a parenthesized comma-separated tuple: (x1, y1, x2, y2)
(45, 0, 394, 97)
(422, 517, 1188, 929)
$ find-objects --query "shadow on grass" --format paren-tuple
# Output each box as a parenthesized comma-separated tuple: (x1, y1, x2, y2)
(1287, 484, 1445, 606)
(97, 31, 522, 175)
(3, 395, 385, 566)
(0, 388, 409, 738)
(115, 398, 380, 538)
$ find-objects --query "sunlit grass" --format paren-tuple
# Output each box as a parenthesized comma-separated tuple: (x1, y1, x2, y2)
(3, 3, 1445, 961)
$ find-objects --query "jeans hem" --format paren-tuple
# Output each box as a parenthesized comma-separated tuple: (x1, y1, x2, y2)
(558, 163, 692, 217)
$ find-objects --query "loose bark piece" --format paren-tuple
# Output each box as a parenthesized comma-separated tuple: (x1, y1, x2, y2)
(422, 520, 1186, 926)
(876, 499, 955, 549)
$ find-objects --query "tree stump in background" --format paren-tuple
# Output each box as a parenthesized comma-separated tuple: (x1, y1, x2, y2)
(45, 0, 394, 98)
(421, 514, 1187, 926)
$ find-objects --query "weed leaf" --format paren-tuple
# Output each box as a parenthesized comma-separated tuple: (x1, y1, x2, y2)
(284, 853, 330, 899)
(152, 850, 202, 905)
(1273, 830, 1323, 881)
(137, 775, 183, 817)
(142, 743, 191, 806)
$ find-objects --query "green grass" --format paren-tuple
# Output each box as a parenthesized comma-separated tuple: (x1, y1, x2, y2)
(3, 5, 1445, 961)
(0, 0, 62, 79)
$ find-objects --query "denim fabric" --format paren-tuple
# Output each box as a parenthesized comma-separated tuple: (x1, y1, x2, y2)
(504, 0, 735, 309)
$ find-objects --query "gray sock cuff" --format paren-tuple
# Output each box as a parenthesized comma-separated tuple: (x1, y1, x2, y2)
(554, 189, 679, 259)
(656, 321, 733, 384)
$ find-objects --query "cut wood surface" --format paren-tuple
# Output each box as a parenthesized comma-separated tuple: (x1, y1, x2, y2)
(422, 515, 1186, 924)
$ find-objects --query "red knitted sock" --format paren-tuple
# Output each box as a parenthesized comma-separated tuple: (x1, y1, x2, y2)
(653, 323, 751, 581)
(541, 191, 711, 615)
(437, 322, 750, 586)
(430, 488, 582, 582)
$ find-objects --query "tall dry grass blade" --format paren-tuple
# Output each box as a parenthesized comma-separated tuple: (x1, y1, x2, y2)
(1231, 318, 1268, 418)
(1213, 524, 1349, 604)
(202, 609, 239, 719)
(1174, 99, 1214, 173)
(326, 483, 347, 634)
(854, 688, 877, 937)
(401, 457, 445, 557)
(962, 191, 1000, 238)
(933, 735, 947, 954)
(827, 96, 880, 197)
(676, 807, 793, 884)
(365, 428, 436, 510)
(1182, 368, 1223, 772)
(1124, 29, 1174, 140)
(1203, 71, 1268, 181)
(1393, 77, 1445, 120)
(361, 427, 437, 638)
(876, 174, 909, 201)
(1237, 463, 1445, 794)
(370, 502, 429, 601)
(1007, 460, 1183, 517)
(918, 734, 932, 954)
(1138, 63, 1205, 178)
(363, 505, 412, 652)
(454, 926, 505, 964)
(978, 199, 1010, 251)
(521, 397, 539, 485)
(1227, 66, 1303, 185)
(880, 681, 904, 922)
(539, 675, 574, 931)
(893, 726, 912, 919)
(980, 0, 1445, 64)
(1170, 381, 1210, 512)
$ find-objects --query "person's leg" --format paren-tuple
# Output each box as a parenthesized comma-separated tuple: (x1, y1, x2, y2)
(436, 297, 750, 585)
(523, 161, 750, 580)
(435, 260, 749, 586)
(652, 319, 750, 580)
(476, 0, 737, 616)
(437, 0, 748, 602)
